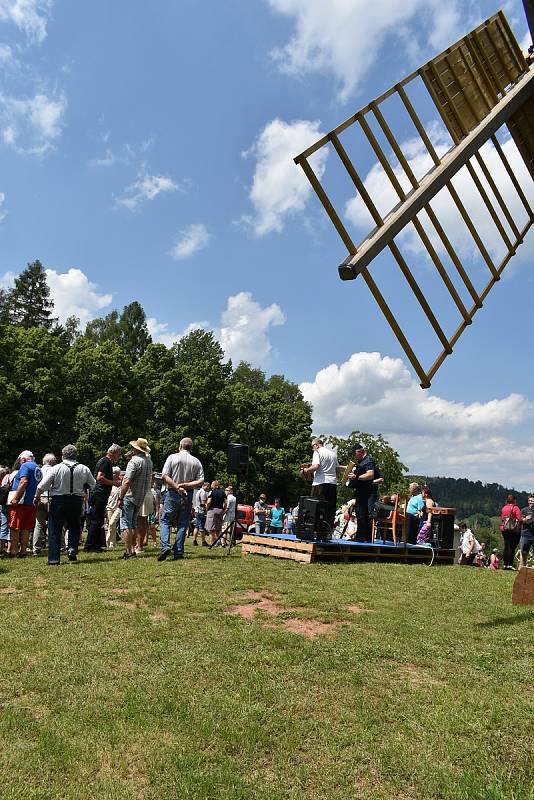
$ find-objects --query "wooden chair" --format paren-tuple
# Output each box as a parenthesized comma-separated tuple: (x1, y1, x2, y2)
(372, 495, 407, 545)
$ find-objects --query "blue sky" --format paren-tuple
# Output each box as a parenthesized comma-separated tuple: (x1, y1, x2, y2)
(0, 0, 533, 488)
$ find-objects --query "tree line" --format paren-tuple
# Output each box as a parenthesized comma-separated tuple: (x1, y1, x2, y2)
(0, 260, 408, 503)
(411, 476, 530, 519)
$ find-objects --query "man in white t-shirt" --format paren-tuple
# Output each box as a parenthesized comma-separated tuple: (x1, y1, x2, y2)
(302, 438, 340, 530)
(459, 522, 480, 565)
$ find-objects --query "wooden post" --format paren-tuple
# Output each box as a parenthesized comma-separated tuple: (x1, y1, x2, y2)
(512, 567, 534, 605)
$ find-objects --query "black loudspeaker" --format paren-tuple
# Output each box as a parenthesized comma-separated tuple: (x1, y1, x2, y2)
(295, 496, 331, 541)
(430, 513, 454, 549)
(227, 443, 249, 475)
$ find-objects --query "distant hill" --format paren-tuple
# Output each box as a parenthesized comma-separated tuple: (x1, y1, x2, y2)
(408, 476, 530, 519)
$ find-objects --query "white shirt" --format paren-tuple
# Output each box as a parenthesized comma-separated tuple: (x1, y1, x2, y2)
(37, 460, 96, 498)
(162, 450, 204, 485)
(461, 529, 480, 554)
(224, 493, 236, 522)
(312, 446, 339, 486)
(38, 463, 55, 499)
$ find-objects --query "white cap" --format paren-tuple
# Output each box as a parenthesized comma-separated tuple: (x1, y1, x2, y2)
(18, 450, 34, 460)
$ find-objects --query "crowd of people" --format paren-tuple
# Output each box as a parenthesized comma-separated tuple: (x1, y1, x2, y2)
(0, 437, 240, 565)
(0, 435, 532, 571)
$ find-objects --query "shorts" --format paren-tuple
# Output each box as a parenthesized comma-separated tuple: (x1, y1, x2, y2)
(519, 532, 534, 556)
(194, 511, 206, 531)
(206, 508, 223, 533)
(120, 498, 139, 532)
(8, 505, 37, 532)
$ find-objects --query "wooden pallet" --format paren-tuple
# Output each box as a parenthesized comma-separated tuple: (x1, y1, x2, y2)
(241, 534, 315, 563)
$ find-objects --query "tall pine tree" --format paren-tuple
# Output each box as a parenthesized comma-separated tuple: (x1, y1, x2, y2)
(119, 301, 152, 361)
(8, 260, 57, 329)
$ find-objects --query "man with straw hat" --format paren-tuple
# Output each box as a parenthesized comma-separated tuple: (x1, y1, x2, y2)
(118, 438, 152, 560)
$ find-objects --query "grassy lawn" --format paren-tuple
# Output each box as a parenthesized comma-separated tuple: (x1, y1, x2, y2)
(0, 542, 532, 800)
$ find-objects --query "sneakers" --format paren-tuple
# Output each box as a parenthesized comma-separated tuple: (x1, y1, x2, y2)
(121, 552, 130, 560)
(157, 550, 171, 562)
(193, 540, 199, 546)
(201, 541, 209, 548)
(67, 550, 77, 562)
(173, 553, 184, 560)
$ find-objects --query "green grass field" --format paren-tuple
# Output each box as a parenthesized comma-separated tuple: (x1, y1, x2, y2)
(0, 542, 532, 800)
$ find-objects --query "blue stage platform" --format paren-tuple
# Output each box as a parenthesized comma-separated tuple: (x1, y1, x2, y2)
(241, 531, 455, 565)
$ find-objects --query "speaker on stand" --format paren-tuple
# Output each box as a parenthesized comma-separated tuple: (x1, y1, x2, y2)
(227, 443, 249, 475)
(214, 443, 249, 555)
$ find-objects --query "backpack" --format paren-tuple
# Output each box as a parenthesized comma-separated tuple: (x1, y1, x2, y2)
(503, 505, 521, 533)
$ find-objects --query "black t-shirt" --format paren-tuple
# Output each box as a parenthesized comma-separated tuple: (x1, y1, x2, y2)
(92, 455, 113, 499)
(209, 488, 226, 510)
(351, 454, 376, 498)
(521, 506, 534, 534)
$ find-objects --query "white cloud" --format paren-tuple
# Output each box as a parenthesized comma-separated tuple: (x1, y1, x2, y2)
(147, 291, 286, 366)
(0, 90, 67, 154)
(267, 0, 463, 103)
(90, 137, 154, 169)
(169, 223, 211, 260)
(0, 191, 7, 222)
(300, 351, 534, 488)
(344, 127, 534, 266)
(0, 269, 15, 289)
(0, 0, 52, 44)
(147, 317, 209, 348)
(243, 118, 328, 235)
(217, 291, 286, 365)
(0, 43, 13, 61)
(45, 268, 112, 326)
(116, 168, 182, 210)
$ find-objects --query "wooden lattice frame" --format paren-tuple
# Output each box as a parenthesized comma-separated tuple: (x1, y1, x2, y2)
(294, 11, 534, 388)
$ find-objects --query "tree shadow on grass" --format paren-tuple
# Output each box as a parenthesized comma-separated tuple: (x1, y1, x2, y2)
(476, 611, 534, 628)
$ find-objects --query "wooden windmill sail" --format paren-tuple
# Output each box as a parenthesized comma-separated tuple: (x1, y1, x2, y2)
(295, 11, 534, 388)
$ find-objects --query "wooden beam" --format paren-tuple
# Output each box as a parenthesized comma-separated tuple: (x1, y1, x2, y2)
(339, 68, 534, 280)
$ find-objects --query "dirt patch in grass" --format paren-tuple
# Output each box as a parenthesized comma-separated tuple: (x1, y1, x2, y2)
(391, 661, 442, 687)
(110, 588, 130, 594)
(226, 589, 287, 619)
(0, 586, 20, 594)
(150, 611, 168, 622)
(243, 589, 279, 601)
(280, 618, 342, 638)
(346, 604, 368, 614)
(9, 692, 50, 720)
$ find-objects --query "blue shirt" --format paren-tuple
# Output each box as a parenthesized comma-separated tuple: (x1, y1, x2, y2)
(12, 461, 42, 506)
(270, 506, 285, 527)
(407, 493, 425, 515)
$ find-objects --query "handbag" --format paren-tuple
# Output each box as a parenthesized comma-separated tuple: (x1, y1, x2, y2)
(8, 489, 25, 505)
(503, 505, 521, 533)
(0, 484, 10, 505)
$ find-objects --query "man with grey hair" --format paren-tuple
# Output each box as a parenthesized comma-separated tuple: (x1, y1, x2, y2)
(35, 445, 95, 565)
(8, 450, 42, 557)
(85, 444, 122, 552)
(32, 452, 57, 556)
(158, 437, 204, 561)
